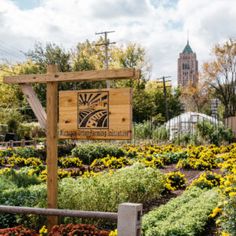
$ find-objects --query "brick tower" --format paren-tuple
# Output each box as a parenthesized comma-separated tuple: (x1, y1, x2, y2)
(178, 40, 198, 87)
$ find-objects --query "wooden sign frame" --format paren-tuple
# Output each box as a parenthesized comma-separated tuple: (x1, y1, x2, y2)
(3, 66, 139, 230)
(59, 88, 132, 140)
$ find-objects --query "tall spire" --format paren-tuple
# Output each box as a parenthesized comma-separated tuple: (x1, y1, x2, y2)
(183, 30, 193, 54)
(187, 29, 189, 45)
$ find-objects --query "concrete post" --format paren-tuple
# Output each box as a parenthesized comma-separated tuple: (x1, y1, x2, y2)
(21, 139, 25, 147)
(9, 140, 13, 148)
(117, 203, 143, 236)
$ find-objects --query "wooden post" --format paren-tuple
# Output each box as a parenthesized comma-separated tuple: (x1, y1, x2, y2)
(46, 64, 59, 230)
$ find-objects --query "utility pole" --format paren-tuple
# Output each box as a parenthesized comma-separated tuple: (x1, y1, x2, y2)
(95, 31, 116, 88)
(156, 76, 171, 122)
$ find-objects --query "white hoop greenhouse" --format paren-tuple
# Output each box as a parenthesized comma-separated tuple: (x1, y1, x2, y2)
(165, 112, 220, 140)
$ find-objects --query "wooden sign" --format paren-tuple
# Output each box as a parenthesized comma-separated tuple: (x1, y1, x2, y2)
(59, 88, 132, 140)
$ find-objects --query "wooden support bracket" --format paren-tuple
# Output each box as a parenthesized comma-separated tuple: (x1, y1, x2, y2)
(20, 84, 47, 129)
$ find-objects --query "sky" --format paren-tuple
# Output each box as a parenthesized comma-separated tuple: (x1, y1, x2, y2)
(0, 0, 236, 84)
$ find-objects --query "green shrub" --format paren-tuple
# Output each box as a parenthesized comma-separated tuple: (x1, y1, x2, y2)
(197, 120, 233, 145)
(14, 147, 39, 158)
(142, 187, 219, 236)
(0, 149, 14, 157)
(4, 169, 41, 188)
(133, 121, 153, 140)
(0, 184, 46, 228)
(0, 175, 16, 191)
(58, 142, 76, 157)
(0, 157, 6, 166)
(152, 125, 169, 142)
(58, 163, 166, 212)
(0, 147, 46, 159)
(160, 151, 188, 165)
(17, 122, 45, 139)
(71, 143, 125, 165)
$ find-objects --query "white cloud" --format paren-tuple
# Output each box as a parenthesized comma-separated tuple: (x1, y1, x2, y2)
(0, 0, 236, 84)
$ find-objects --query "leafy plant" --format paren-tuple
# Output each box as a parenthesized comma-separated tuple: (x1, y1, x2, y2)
(58, 163, 166, 213)
(197, 120, 233, 145)
(142, 187, 219, 236)
(71, 143, 125, 165)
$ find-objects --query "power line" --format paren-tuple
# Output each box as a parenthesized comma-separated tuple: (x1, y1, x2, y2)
(0, 40, 26, 63)
(0, 39, 25, 57)
(95, 30, 116, 88)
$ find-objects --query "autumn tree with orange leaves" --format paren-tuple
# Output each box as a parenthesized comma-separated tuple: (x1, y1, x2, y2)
(203, 39, 236, 118)
(180, 79, 210, 113)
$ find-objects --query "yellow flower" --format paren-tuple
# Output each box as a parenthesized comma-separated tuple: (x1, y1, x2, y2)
(221, 231, 230, 236)
(216, 219, 221, 225)
(109, 229, 117, 236)
(39, 225, 48, 236)
(229, 192, 236, 198)
(210, 207, 222, 218)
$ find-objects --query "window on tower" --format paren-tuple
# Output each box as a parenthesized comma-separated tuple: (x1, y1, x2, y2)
(182, 64, 190, 70)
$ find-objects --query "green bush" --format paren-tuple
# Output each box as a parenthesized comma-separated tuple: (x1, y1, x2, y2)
(0, 184, 46, 228)
(134, 121, 153, 140)
(0, 149, 14, 157)
(14, 147, 39, 158)
(17, 122, 45, 139)
(4, 169, 41, 188)
(142, 187, 219, 236)
(152, 126, 169, 142)
(58, 163, 166, 212)
(0, 175, 17, 191)
(160, 151, 188, 165)
(197, 120, 233, 145)
(71, 143, 125, 165)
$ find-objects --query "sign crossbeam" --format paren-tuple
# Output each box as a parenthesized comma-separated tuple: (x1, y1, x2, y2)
(3, 68, 139, 84)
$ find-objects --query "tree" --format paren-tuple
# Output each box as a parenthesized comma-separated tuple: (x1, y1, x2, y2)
(180, 78, 210, 113)
(203, 39, 236, 118)
(0, 40, 151, 124)
(151, 87, 183, 123)
(27, 42, 71, 73)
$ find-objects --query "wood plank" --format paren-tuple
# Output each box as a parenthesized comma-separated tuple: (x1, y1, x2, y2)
(20, 84, 47, 129)
(46, 65, 58, 230)
(4, 68, 140, 84)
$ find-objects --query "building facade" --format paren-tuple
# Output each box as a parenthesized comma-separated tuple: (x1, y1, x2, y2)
(178, 41, 198, 87)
